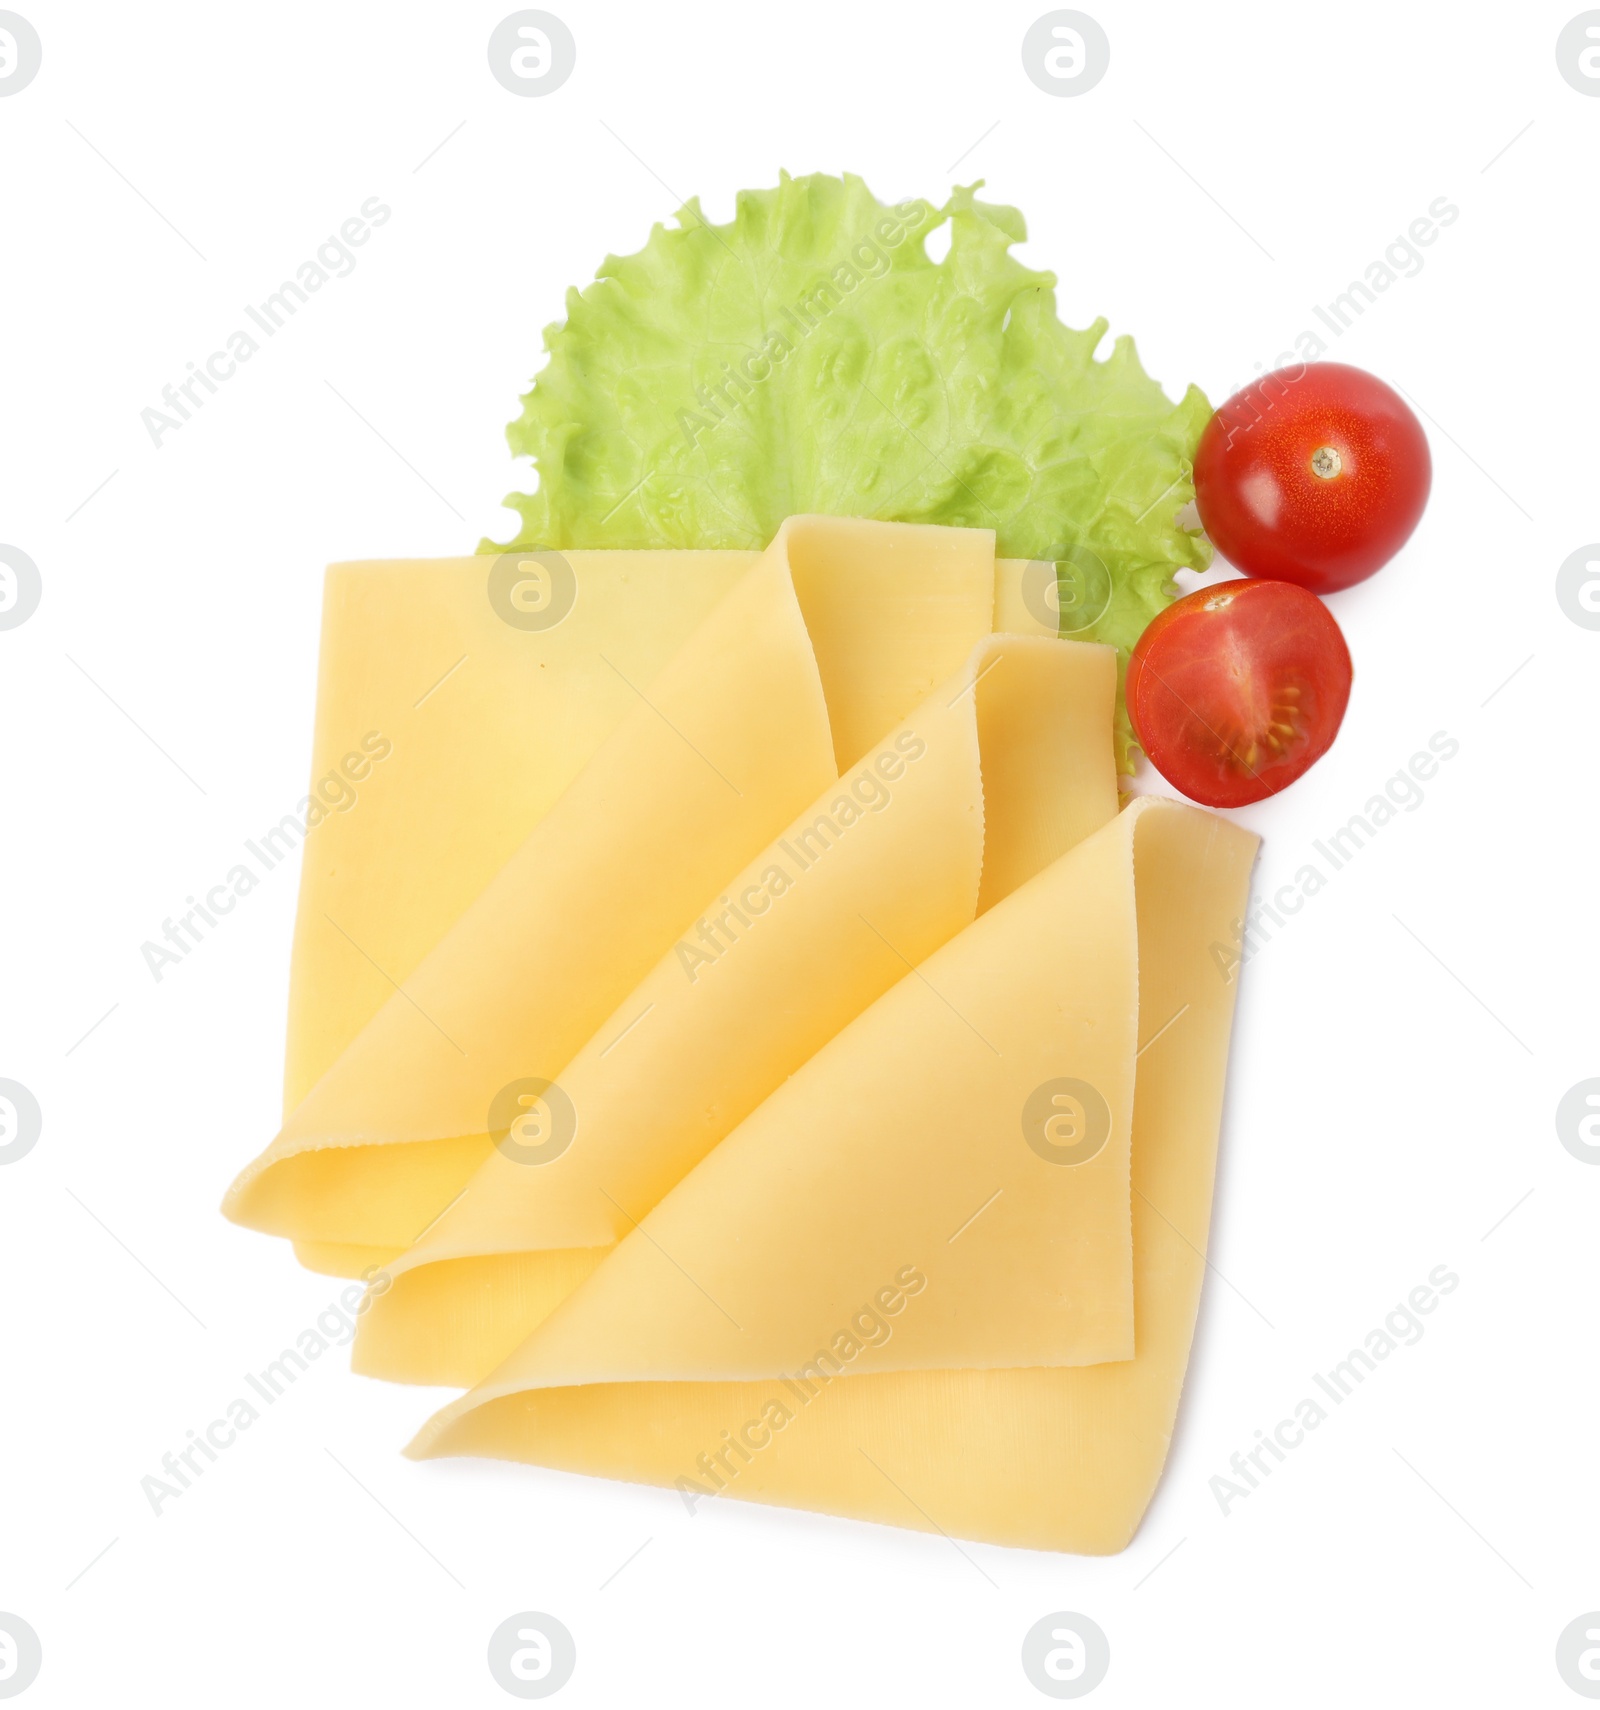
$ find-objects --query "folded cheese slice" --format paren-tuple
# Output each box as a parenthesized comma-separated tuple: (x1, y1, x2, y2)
(285, 549, 758, 1280)
(283, 549, 757, 1115)
(225, 517, 995, 1257)
(408, 797, 1257, 1555)
(351, 634, 1120, 1386)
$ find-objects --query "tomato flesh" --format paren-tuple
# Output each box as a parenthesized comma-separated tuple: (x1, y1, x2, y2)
(1127, 580, 1352, 808)
(1193, 362, 1430, 594)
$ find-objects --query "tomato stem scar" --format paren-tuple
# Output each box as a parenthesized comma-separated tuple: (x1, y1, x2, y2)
(1310, 445, 1342, 479)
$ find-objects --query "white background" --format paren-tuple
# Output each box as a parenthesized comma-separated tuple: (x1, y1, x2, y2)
(1, 1, 1595, 1704)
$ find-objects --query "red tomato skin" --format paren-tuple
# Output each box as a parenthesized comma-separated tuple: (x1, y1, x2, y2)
(1127, 580, 1353, 808)
(1193, 363, 1431, 594)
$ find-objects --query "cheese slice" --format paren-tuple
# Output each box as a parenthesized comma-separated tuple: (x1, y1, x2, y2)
(282, 550, 757, 1114)
(279, 551, 756, 1282)
(351, 634, 1119, 1386)
(408, 797, 1257, 1555)
(224, 517, 996, 1256)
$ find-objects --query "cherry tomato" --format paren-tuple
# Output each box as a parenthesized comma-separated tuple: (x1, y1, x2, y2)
(1193, 362, 1430, 593)
(1127, 580, 1352, 807)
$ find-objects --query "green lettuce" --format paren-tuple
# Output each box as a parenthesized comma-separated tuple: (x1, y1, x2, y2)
(486, 171, 1212, 767)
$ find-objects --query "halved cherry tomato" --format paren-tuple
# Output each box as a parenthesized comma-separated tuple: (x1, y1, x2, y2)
(1127, 579, 1352, 807)
(1193, 362, 1430, 593)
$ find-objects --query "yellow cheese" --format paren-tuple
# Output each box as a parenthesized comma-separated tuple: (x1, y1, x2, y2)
(408, 798, 1257, 1555)
(292, 1238, 403, 1277)
(991, 556, 1057, 638)
(282, 551, 756, 1114)
(351, 635, 1119, 1386)
(279, 551, 755, 1282)
(224, 518, 996, 1256)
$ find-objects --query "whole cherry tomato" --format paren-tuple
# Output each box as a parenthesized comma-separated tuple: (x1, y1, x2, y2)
(1193, 363, 1430, 593)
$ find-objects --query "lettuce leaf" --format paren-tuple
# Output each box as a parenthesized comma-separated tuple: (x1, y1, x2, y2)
(487, 171, 1212, 767)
